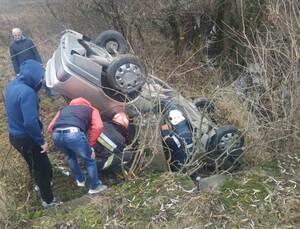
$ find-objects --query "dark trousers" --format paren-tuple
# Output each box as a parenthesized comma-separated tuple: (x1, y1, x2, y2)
(9, 135, 54, 203)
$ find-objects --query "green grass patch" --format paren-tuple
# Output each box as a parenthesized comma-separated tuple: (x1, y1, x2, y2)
(52, 166, 88, 202)
(64, 204, 103, 228)
(29, 203, 103, 228)
(261, 159, 280, 175)
(219, 175, 269, 210)
(106, 172, 194, 227)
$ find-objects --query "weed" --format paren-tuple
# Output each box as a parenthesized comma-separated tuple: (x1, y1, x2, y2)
(219, 175, 269, 210)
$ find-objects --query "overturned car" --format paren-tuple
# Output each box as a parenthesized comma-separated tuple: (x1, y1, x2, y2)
(46, 30, 245, 175)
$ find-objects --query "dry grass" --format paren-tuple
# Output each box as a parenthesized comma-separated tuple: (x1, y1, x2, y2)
(0, 0, 299, 228)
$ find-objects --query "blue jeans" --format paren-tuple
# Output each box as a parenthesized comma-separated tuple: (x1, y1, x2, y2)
(52, 131, 100, 189)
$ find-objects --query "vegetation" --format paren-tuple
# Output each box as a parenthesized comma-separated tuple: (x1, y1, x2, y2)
(0, 0, 299, 228)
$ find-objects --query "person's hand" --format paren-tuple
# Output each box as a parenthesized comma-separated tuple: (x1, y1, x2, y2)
(91, 147, 96, 159)
(161, 124, 170, 130)
(40, 142, 48, 153)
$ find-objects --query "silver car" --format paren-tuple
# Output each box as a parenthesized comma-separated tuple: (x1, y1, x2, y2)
(46, 30, 245, 173)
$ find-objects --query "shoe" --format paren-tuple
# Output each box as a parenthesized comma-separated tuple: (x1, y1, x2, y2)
(76, 179, 85, 187)
(34, 185, 40, 192)
(41, 198, 63, 209)
(88, 184, 108, 194)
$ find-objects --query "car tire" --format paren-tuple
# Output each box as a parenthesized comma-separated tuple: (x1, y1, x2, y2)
(106, 54, 147, 94)
(206, 126, 245, 171)
(95, 30, 128, 54)
(194, 97, 215, 113)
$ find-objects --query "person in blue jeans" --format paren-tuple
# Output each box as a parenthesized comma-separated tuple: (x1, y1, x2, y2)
(48, 97, 107, 194)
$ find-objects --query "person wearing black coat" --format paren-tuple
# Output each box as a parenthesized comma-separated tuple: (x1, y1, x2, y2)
(9, 28, 53, 97)
(94, 112, 133, 173)
(9, 28, 42, 75)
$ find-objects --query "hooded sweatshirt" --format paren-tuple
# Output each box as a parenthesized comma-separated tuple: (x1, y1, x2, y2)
(9, 35, 42, 74)
(47, 97, 103, 146)
(4, 59, 45, 145)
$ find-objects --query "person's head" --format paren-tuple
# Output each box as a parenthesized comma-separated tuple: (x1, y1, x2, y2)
(18, 59, 45, 91)
(112, 112, 129, 129)
(12, 28, 22, 41)
(168, 109, 185, 125)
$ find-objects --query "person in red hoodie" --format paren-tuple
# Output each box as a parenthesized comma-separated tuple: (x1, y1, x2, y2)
(48, 97, 107, 194)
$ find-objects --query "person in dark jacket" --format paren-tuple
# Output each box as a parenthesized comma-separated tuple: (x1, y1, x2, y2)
(9, 28, 52, 97)
(48, 97, 107, 194)
(9, 28, 42, 75)
(94, 112, 133, 172)
(4, 59, 54, 208)
(160, 101, 193, 172)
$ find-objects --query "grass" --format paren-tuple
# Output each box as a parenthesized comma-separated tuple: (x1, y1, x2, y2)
(2, 138, 297, 228)
(0, 7, 299, 226)
(214, 169, 299, 228)
(261, 159, 281, 175)
(65, 205, 103, 228)
(0, 90, 298, 228)
(28, 202, 104, 228)
(105, 173, 195, 227)
(51, 166, 88, 201)
(23, 172, 195, 228)
(219, 175, 269, 210)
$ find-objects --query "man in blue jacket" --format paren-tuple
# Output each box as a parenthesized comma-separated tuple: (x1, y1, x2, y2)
(4, 59, 54, 208)
(160, 101, 194, 172)
(9, 28, 52, 97)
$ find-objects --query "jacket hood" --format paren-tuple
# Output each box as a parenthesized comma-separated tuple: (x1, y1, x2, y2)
(18, 59, 44, 89)
(69, 97, 92, 107)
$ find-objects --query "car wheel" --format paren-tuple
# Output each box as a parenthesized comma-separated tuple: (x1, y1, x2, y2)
(106, 54, 147, 94)
(206, 126, 245, 171)
(95, 30, 128, 54)
(194, 97, 215, 113)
